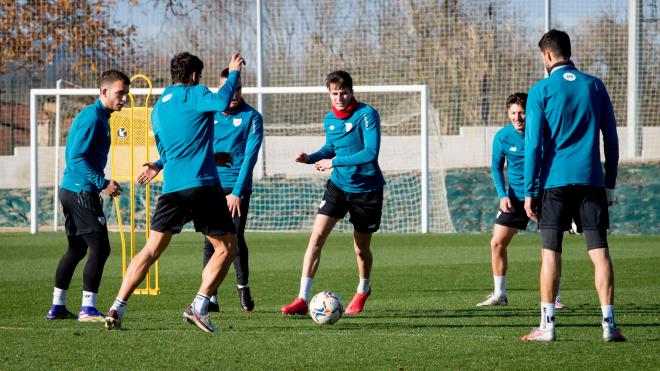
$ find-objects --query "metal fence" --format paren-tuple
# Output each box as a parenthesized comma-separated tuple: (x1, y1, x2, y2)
(1, 0, 658, 157)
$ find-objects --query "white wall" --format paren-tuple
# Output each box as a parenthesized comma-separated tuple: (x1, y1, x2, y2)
(2, 126, 658, 189)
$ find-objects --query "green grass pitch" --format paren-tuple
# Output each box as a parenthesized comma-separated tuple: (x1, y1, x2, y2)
(0, 232, 658, 369)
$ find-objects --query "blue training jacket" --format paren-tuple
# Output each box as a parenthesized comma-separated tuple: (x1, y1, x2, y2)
(308, 102, 385, 193)
(152, 71, 240, 194)
(524, 65, 619, 197)
(492, 124, 525, 202)
(212, 101, 263, 196)
(60, 99, 111, 193)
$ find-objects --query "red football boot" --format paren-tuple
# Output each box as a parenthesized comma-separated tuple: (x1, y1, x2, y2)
(281, 297, 308, 315)
(345, 288, 371, 315)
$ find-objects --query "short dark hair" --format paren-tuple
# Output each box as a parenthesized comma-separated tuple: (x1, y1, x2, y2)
(325, 70, 353, 91)
(506, 92, 527, 110)
(538, 29, 571, 59)
(220, 67, 241, 88)
(98, 70, 130, 87)
(170, 52, 204, 84)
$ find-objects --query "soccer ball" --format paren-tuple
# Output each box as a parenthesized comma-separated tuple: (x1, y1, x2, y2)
(309, 291, 344, 325)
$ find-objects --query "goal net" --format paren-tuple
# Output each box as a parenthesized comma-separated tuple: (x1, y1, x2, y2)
(29, 85, 455, 233)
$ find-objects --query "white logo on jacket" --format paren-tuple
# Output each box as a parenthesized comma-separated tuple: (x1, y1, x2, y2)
(233, 118, 242, 127)
(162, 93, 173, 103)
(329, 125, 335, 131)
(563, 72, 576, 81)
(345, 122, 353, 132)
(509, 146, 517, 152)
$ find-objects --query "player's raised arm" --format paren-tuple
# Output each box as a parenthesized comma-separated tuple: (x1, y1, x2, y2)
(195, 52, 245, 113)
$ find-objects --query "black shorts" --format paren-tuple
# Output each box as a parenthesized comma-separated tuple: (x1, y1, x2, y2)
(539, 185, 609, 251)
(60, 188, 108, 236)
(318, 180, 383, 233)
(495, 198, 530, 230)
(150, 186, 235, 236)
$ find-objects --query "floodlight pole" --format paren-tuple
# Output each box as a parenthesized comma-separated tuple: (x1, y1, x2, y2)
(627, 0, 641, 158)
(256, 0, 266, 177)
(545, 0, 551, 33)
(544, 0, 551, 78)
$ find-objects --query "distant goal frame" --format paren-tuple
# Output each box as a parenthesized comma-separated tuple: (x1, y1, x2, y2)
(29, 84, 431, 233)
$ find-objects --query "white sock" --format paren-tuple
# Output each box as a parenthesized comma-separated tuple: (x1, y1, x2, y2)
(493, 275, 506, 297)
(237, 284, 249, 289)
(53, 287, 67, 306)
(111, 298, 128, 317)
(210, 295, 218, 305)
(82, 291, 97, 308)
(298, 277, 313, 302)
(540, 302, 556, 331)
(556, 287, 561, 299)
(357, 278, 370, 294)
(193, 293, 210, 314)
(601, 304, 615, 328)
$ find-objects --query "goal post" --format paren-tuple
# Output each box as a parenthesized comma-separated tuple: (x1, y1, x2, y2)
(30, 84, 454, 234)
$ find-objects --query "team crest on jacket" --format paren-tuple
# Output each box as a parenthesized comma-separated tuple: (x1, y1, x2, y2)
(345, 122, 353, 132)
(563, 72, 576, 81)
(329, 125, 335, 131)
(233, 118, 242, 127)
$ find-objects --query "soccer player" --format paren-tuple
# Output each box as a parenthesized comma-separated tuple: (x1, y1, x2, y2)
(202, 68, 263, 312)
(521, 30, 625, 342)
(47, 70, 128, 322)
(104, 51, 245, 333)
(476, 93, 564, 308)
(281, 70, 384, 316)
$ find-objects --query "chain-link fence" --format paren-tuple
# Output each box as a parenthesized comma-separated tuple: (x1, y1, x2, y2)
(1, 0, 658, 233)
(2, 0, 658, 154)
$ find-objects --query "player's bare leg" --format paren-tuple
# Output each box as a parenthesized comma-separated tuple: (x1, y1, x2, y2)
(491, 225, 515, 276)
(346, 231, 373, 314)
(199, 234, 239, 296)
(301, 214, 340, 278)
(588, 248, 614, 305)
(477, 225, 516, 306)
(183, 234, 238, 332)
(282, 214, 339, 315)
(353, 231, 373, 279)
(118, 231, 172, 301)
(521, 248, 560, 341)
(588, 247, 625, 341)
(105, 231, 172, 329)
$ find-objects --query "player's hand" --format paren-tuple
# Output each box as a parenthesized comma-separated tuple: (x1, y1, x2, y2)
(606, 188, 615, 206)
(226, 194, 241, 218)
(103, 180, 123, 198)
(228, 52, 246, 73)
(314, 159, 333, 171)
(215, 152, 232, 167)
(499, 197, 512, 213)
(524, 196, 538, 222)
(295, 151, 309, 164)
(137, 162, 161, 185)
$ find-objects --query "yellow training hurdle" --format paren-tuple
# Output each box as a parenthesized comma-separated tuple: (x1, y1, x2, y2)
(109, 74, 160, 295)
